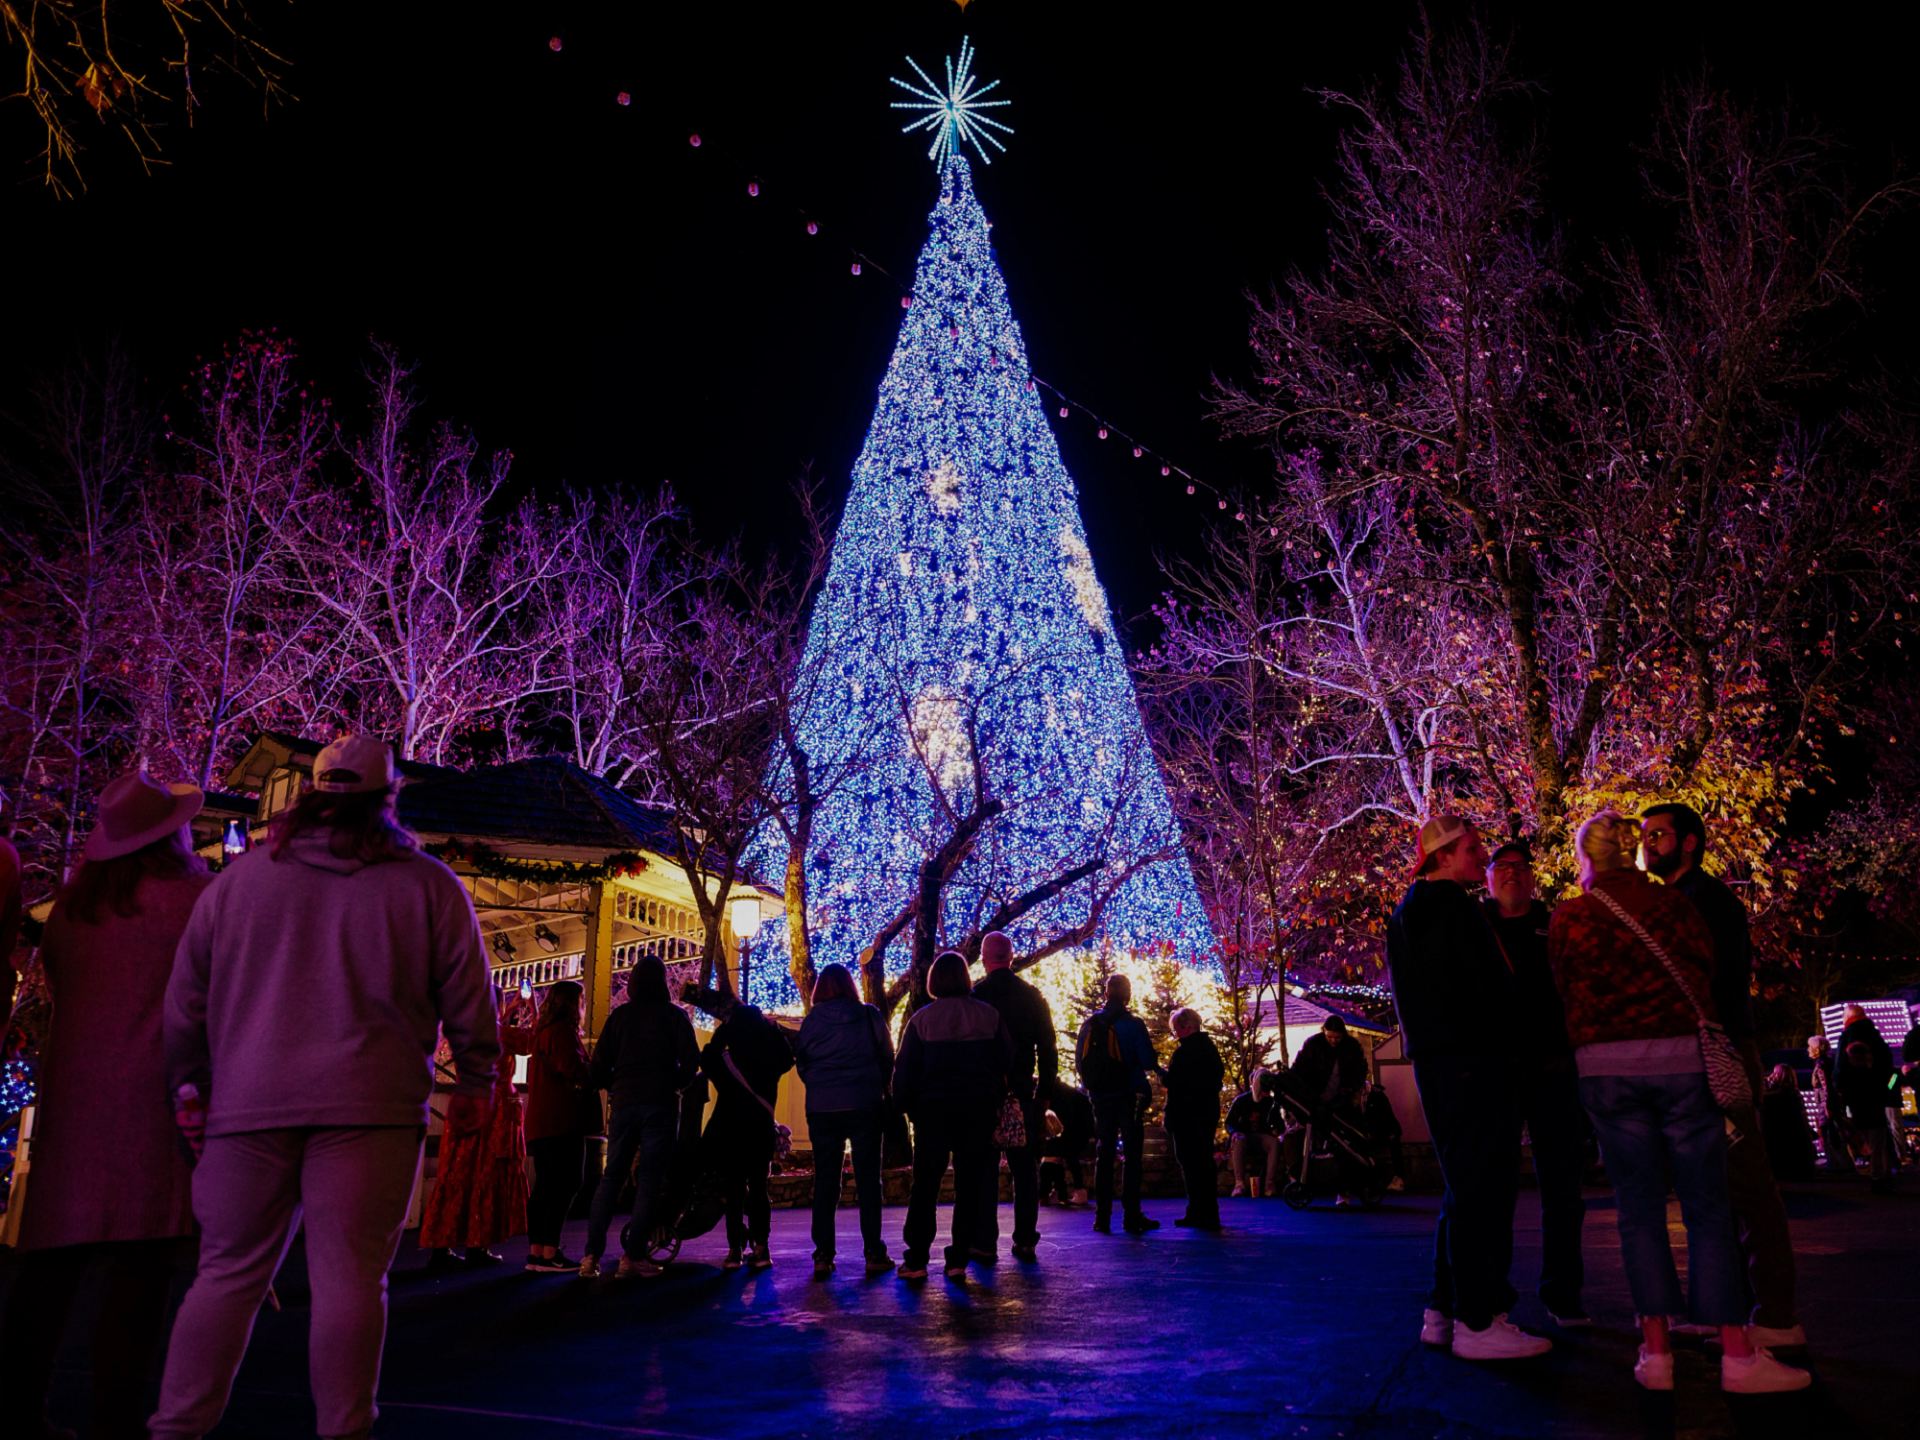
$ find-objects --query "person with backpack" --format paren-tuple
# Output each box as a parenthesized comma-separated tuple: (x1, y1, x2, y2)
(1075, 973, 1164, 1235)
(792, 962, 896, 1277)
(971, 931, 1058, 1263)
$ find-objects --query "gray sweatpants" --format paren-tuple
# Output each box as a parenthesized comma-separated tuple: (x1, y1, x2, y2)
(150, 1125, 424, 1439)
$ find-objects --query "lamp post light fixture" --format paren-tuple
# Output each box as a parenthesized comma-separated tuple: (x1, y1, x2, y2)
(730, 895, 766, 1002)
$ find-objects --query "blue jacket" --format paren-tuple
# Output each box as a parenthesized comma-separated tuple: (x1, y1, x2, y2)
(792, 997, 893, 1112)
(1076, 1003, 1160, 1099)
(892, 996, 1013, 1114)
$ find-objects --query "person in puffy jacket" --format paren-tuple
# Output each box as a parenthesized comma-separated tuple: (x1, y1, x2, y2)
(793, 963, 895, 1277)
(892, 951, 1013, 1281)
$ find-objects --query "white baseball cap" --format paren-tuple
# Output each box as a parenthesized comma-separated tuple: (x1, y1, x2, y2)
(312, 735, 397, 793)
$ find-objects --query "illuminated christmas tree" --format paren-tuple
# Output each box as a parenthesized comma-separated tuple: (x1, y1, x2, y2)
(749, 47, 1213, 1006)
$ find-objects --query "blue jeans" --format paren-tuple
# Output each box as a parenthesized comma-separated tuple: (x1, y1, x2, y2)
(1519, 1066, 1590, 1313)
(586, 1100, 680, 1261)
(1413, 1055, 1521, 1330)
(807, 1108, 885, 1259)
(1578, 1071, 1745, 1326)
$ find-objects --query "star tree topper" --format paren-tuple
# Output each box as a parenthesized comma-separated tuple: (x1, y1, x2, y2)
(890, 37, 1013, 166)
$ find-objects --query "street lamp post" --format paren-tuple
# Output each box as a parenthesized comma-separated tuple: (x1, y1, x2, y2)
(730, 895, 765, 1003)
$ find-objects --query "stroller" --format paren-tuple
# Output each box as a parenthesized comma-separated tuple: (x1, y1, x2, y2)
(1272, 1075, 1392, 1210)
(620, 1084, 725, 1264)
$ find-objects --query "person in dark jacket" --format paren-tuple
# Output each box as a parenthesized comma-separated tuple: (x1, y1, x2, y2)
(523, 981, 601, 1274)
(1290, 1016, 1367, 1111)
(1482, 841, 1590, 1325)
(1225, 1070, 1285, 1196)
(971, 931, 1058, 1262)
(581, 956, 700, 1279)
(793, 963, 895, 1277)
(702, 1003, 796, 1270)
(1040, 1077, 1095, 1206)
(1386, 814, 1546, 1361)
(893, 951, 1014, 1281)
(1642, 803, 1802, 1344)
(1759, 1066, 1818, 1183)
(1837, 1005, 1898, 1191)
(1162, 1008, 1225, 1229)
(1077, 973, 1165, 1235)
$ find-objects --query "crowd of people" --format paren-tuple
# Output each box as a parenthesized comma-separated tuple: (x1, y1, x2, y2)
(1, 739, 1912, 1433)
(1381, 802, 1914, 1397)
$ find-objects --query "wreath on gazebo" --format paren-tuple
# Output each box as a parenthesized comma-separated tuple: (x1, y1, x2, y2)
(426, 838, 648, 885)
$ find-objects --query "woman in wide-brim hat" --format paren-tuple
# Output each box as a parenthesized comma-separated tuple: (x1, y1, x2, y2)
(0, 770, 211, 1440)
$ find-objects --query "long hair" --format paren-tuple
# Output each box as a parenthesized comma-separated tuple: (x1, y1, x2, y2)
(269, 783, 416, 865)
(540, 979, 584, 1032)
(811, 963, 859, 1006)
(59, 829, 205, 926)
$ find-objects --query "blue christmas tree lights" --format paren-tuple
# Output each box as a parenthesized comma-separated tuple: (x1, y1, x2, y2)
(747, 142, 1215, 1008)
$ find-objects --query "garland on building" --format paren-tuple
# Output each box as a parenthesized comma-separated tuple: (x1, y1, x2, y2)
(426, 839, 648, 885)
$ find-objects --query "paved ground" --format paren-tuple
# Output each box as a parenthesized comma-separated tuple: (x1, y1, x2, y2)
(10, 1178, 1917, 1439)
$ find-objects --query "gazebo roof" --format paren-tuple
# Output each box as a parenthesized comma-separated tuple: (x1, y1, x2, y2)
(397, 756, 681, 857)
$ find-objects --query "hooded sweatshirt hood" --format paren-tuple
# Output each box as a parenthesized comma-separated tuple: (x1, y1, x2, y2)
(279, 829, 376, 876)
(792, 995, 893, 1112)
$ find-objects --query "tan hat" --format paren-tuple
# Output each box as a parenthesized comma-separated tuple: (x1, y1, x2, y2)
(313, 735, 397, 794)
(1410, 814, 1472, 878)
(84, 771, 205, 862)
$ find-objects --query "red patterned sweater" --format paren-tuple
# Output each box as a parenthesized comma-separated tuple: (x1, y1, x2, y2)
(1547, 867, 1718, 1050)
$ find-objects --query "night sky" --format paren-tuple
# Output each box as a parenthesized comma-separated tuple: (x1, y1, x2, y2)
(11, 1, 1920, 629)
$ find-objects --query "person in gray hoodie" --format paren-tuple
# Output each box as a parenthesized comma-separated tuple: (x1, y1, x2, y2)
(153, 737, 499, 1440)
(792, 963, 895, 1277)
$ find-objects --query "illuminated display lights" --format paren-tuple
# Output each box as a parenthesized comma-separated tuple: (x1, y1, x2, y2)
(747, 152, 1216, 1008)
(889, 38, 1014, 168)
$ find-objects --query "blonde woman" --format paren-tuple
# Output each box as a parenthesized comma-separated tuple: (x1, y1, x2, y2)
(1548, 811, 1806, 1395)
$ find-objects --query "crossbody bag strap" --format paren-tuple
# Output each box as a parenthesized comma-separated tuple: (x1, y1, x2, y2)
(1589, 886, 1711, 1025)
(722, 1048, 779, 1123)
(867, 1010, 894, 1095)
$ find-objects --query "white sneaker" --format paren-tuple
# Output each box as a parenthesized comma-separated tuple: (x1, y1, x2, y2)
(1721, 1346, 1811, 1393)
(1452, 1314, 1552, 1360)
(1745, 1323, 1807, 1349)
(1420, 1309, 1455, 1346)
(1634, 1346, 1674, 1391)
(1230, 1184, 1247, 1197)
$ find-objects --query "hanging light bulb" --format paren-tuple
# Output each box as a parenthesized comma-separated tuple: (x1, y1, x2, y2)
(548, 35, 563, 52)
(851, 261, 862, 275)
(747, 180, 760, 197)
(1132, 446, 1143, 458)
(616, 91, 631, 106)
(1097, 427, 1108, 439)
(806, 220, 819, 235)
(1162, 464, 1172, 476)
(1059, 407, 1070, 419)
(689, 134, 702, 147)
(901, 296, 911, 308)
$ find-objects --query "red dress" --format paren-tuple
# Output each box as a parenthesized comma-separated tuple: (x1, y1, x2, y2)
(421, 1025, 532, 1248)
